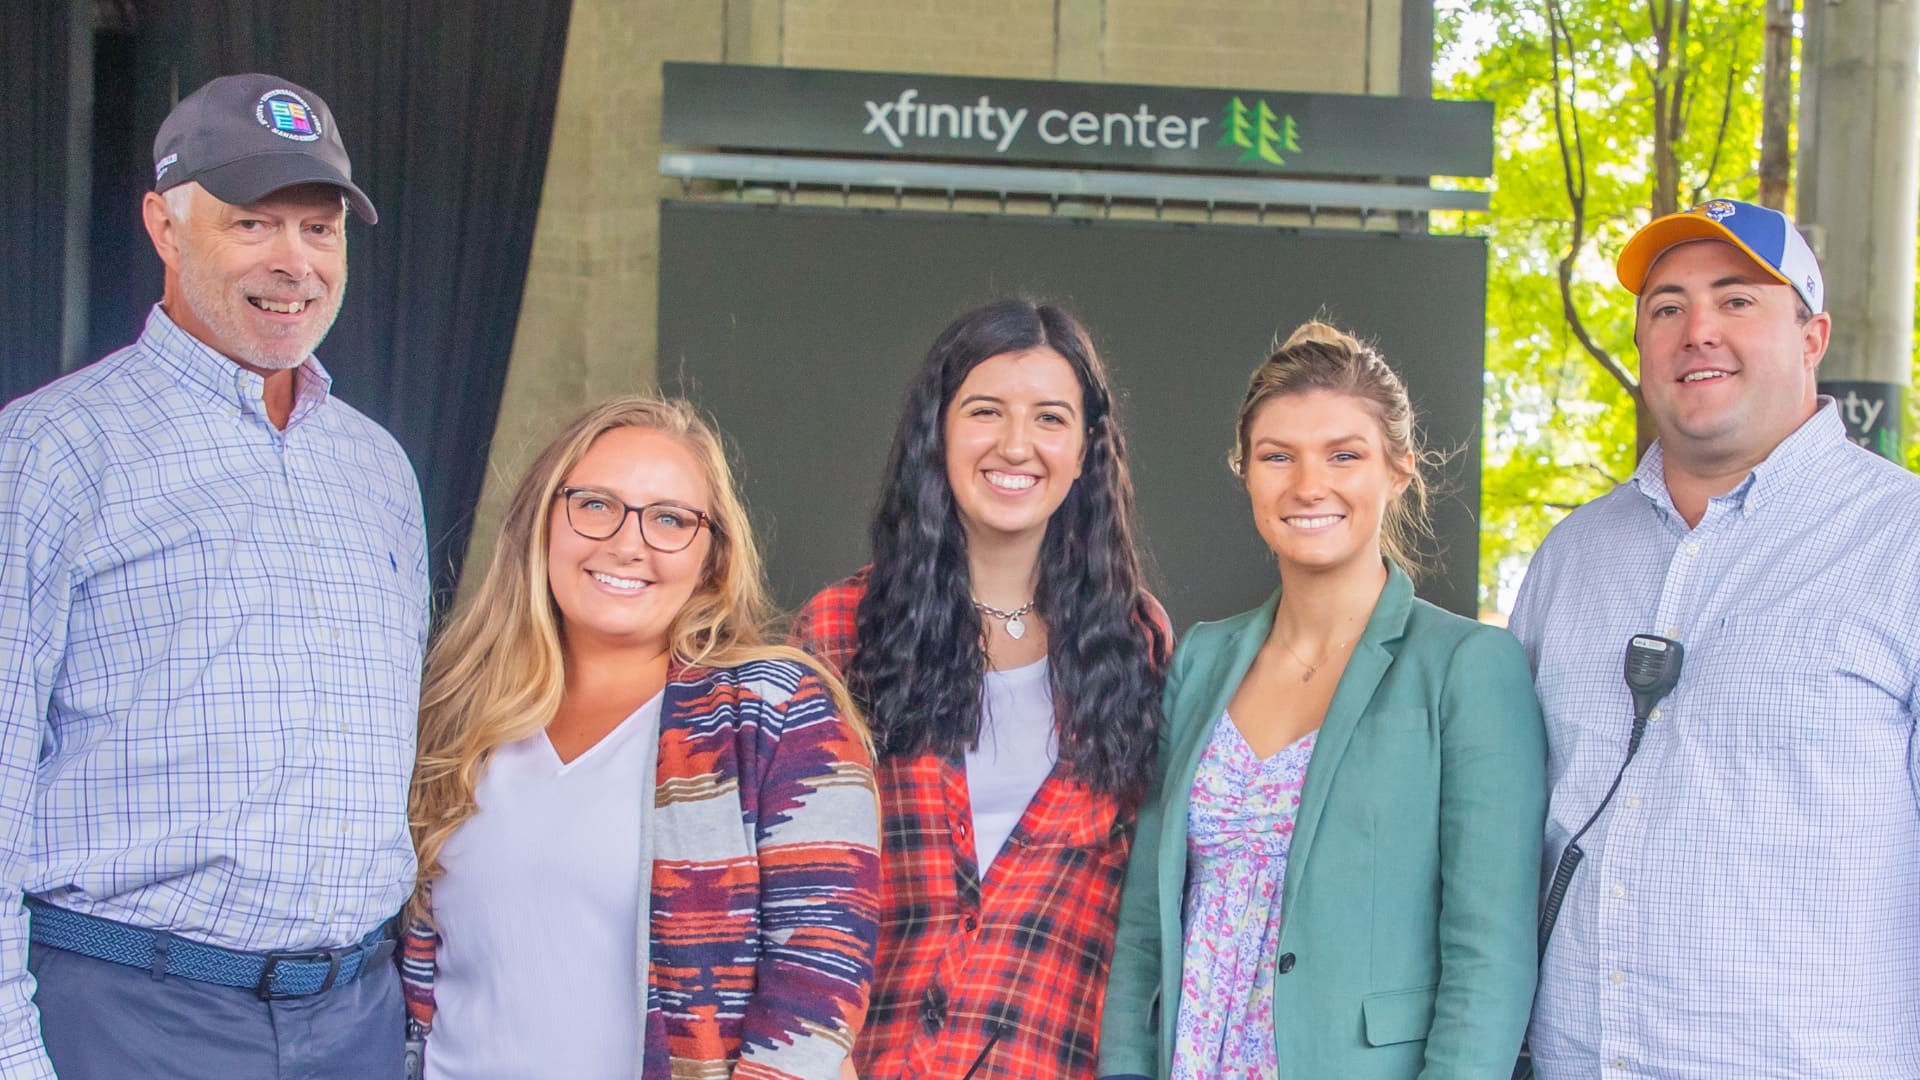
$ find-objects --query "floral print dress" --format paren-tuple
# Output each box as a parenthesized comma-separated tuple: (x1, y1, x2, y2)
(1170, 713, 1317, 1080)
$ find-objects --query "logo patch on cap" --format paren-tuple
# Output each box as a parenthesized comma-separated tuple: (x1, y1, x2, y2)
(1696, 199, 1737, 222)
(256, 89, 321, 142)
(154, 152, 178, 182)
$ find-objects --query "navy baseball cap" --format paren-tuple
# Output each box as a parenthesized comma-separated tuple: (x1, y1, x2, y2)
(153, 73, 377, 224)
(1617, 198, 1822, 313)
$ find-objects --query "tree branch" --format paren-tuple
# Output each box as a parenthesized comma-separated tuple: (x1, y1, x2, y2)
(1610, 14, 1660, 85)
(1546, 0, 1638, 393)
(1757, 0, 1796, 208)
(1692, 38, 1741, 203)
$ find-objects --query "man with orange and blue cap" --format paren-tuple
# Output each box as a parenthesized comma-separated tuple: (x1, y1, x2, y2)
(1510, 198, 1920, 1079)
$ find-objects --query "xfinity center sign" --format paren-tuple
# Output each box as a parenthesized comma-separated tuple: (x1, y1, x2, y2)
(663, 63, 1493, 178)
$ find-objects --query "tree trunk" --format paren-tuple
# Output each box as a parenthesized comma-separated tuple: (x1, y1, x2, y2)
(1634, 387, 1657, 459)
(1649, 0, 1690, 216)
(1758, 0, 1795, 208)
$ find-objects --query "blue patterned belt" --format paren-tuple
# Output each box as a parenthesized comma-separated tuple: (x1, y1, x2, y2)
(26, 898, 395, 1000)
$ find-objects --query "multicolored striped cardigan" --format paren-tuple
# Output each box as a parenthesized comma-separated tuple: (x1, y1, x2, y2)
(400, 657, 881, 1080)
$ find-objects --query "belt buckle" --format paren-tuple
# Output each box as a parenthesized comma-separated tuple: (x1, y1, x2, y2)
(255, 946, 348, 1001)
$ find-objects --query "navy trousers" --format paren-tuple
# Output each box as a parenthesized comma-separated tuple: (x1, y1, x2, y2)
(30, 940, 404, 1080)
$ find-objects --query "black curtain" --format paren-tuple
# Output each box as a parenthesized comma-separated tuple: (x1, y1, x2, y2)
(70, 0, 574, 601)
(0, 2, 72, 403)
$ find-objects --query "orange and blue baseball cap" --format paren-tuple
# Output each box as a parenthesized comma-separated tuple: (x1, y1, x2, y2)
(1617, 198, 1821, 313)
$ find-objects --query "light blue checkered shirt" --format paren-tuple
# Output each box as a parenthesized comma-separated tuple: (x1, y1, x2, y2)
(0, 307, 428, 1075)
(1510, 400, 1920, 1079)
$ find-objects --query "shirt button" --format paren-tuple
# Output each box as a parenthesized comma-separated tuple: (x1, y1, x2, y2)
(1277, 952, 1296, 974)
(961, 914, 978, 932)
(1611, 883, 1626, 899)
(1627, 796, 1642, 810)
(1664, 626, 1680, 638)
(1685, 542, 1700, 557)
(1610, 970, 1626, 985)
(1613, 1059, 1628, 1070)
(1649, 707, 1662, 722)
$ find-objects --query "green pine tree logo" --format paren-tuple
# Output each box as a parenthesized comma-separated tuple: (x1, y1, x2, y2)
(1220, 96, 1303, 166)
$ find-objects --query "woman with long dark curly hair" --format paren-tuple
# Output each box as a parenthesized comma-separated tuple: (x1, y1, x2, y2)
(792, 298, 1169, 1080)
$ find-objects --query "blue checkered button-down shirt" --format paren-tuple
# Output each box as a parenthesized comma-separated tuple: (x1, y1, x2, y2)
(0, 307, 428, 1076)
(1510, 401, 1920, 1079)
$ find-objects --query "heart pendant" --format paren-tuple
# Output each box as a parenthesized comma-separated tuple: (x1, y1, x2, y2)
(1005, 615, 1027, 640)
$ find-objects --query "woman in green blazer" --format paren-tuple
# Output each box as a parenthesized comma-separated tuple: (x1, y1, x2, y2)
(1097, 321, 1545, 1080)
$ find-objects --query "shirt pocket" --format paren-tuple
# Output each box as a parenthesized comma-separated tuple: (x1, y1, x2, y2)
(1018, 792, 1127, 850)
(1696, 614, 1896, 749)
(1008, 802, 1132, 897)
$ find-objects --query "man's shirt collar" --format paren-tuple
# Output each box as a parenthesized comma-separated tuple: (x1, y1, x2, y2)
(139, 304, 334, 426)
(1630, 397, 1846, 524)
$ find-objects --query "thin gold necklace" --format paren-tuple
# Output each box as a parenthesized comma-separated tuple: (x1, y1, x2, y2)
(1278, 635, 1354, 683)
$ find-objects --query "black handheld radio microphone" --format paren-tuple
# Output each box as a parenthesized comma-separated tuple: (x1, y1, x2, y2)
(1622, 634, 1684, 751)
(1535, 634, 1684, 960)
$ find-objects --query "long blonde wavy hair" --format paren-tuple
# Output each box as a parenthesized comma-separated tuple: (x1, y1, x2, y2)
(407, 395, 863, 922)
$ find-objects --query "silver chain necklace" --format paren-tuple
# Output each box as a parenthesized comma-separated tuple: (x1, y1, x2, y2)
(972, 598, 1036, 640)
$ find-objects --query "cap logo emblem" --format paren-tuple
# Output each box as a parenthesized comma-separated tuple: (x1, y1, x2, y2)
(154, 152, 178, 182)
(1695, 199, 1737, 222)
(256, 89, 321, 142)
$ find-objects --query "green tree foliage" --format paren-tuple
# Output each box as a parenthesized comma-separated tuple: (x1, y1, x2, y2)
(1911, 242, 1920, 472)
(1435, 0, 1770, 610)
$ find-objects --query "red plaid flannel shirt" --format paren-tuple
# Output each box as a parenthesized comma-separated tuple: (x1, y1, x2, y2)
(793, 571, 1166, 1080)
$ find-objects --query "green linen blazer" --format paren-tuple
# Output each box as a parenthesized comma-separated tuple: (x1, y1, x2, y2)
(1098, 564, 1545, 1080)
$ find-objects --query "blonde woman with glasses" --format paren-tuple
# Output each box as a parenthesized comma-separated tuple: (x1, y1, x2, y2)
(400, 396, 880, 1080)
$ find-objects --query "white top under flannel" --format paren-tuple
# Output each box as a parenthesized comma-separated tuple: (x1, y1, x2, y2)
(0, 307, 429, 1077)
(1510, 401, 1920, 1080)
(966, 657, 1058, 879)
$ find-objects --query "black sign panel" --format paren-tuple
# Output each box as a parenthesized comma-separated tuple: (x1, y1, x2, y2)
(1819, 379, 1907, 460)
(658, 202, 1488, 622)
(663, 63, 1493, 179)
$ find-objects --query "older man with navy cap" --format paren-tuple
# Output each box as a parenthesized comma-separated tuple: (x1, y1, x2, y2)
(0, 74, 425, 1078)
(1511, 199, 1920, 1078)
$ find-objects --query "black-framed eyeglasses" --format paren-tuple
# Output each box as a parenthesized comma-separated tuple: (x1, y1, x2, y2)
(556, 487, 717, 552)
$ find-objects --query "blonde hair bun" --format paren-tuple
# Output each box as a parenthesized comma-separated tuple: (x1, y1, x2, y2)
(1277, 319, 1356, 352)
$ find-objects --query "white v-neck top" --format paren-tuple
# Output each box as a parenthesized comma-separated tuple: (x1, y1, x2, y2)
(426, 692, 665, 1080)
(966, 658, 1058, 877)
